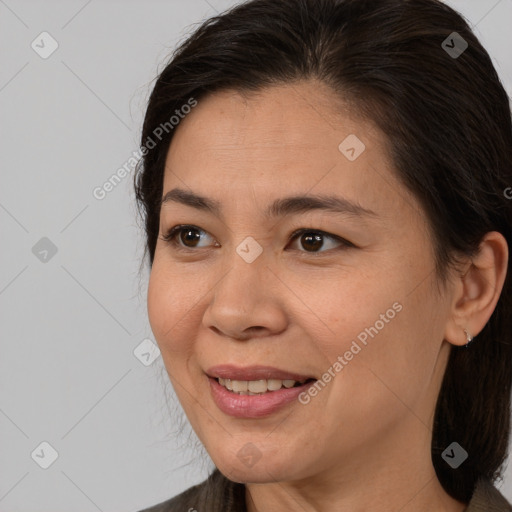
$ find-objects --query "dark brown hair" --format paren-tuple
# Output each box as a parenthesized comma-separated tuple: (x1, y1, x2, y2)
(134, 0, 512, 502)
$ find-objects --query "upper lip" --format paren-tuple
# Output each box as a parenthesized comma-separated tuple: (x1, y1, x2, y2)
(206, 365, 315, 381)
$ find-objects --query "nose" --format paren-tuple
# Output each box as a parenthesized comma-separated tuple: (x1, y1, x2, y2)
(201, 255, 288, 341)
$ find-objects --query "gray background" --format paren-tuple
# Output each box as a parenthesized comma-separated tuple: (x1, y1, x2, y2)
(1, 0, 511, 510)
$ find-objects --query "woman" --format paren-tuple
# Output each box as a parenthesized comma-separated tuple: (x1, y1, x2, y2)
(134, 0, 512, 510)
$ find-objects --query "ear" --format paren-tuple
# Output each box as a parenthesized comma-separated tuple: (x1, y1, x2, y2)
(444, 231, 509, 347)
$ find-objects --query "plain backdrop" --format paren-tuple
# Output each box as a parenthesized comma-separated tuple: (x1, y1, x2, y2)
(1, 0, 511, 510)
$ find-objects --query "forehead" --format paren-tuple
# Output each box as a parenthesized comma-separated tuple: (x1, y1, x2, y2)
(162, 82, 411, 218)
(167, 82, 375, 163)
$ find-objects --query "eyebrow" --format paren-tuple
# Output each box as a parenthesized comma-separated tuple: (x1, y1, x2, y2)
(160, 188, 377, 219)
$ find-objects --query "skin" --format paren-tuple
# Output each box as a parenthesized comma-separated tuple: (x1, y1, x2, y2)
(147, 80, 508, 512)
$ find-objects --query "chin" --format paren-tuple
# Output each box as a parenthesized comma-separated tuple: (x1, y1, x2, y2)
(219, 463, 286, 485)
(211, 447, 303, 484)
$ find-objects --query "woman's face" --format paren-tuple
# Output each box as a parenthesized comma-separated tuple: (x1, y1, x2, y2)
(148, 81, 456, 483)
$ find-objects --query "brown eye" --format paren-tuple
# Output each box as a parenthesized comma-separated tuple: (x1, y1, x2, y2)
(288, 229, 352, 253)
(161, 225, 215, 249)
(299, 232, 324, 252)
(179, 227, 202, 247)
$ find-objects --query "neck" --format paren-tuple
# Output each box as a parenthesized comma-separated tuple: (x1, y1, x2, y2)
(245, 469, 467, 512)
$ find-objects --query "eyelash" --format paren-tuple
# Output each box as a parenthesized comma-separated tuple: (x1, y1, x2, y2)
(160, 224, 355, 254)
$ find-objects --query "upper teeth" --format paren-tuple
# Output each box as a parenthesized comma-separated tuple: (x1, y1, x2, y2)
(218, 378, 305, 394)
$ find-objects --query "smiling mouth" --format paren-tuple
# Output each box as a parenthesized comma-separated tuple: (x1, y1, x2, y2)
(215, 377, 316, 395)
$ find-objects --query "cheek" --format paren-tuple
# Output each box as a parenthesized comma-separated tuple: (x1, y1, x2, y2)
(336, 293, 443, 423)
(147, 262, 198, 357)
(310, 269, 402, 353)
(314, 265, 441, 408)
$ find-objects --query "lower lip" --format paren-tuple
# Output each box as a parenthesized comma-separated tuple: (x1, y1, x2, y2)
(208, 377, 316, 418)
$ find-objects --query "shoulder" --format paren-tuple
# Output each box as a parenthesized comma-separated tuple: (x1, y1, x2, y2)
(136, 469, 246, 512)
(466, 478, 512, 512)
(136, 482, 200, 512)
